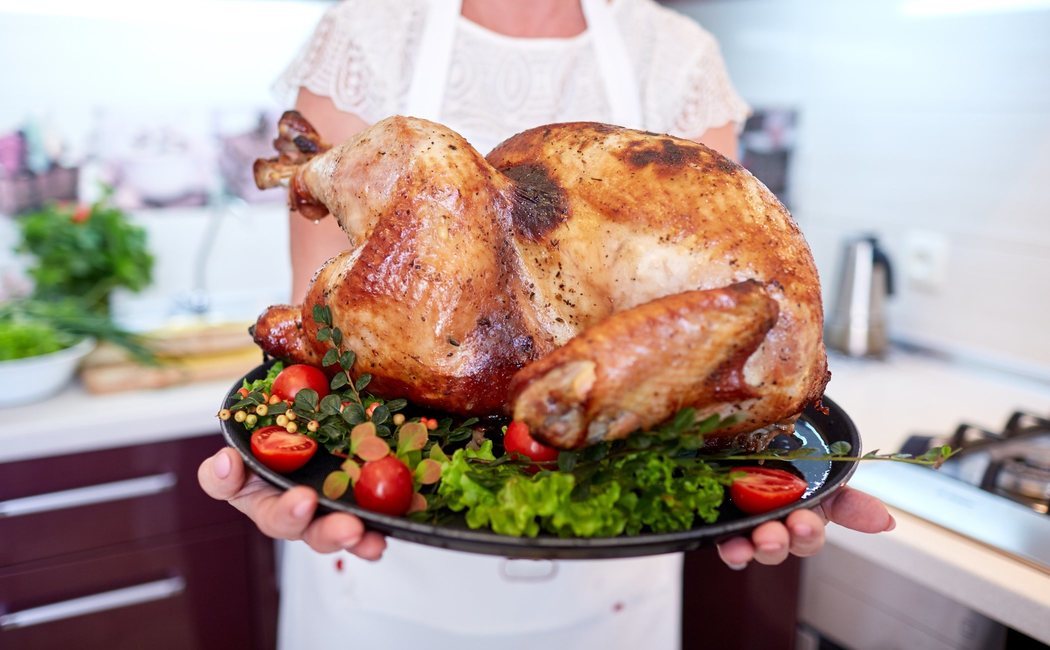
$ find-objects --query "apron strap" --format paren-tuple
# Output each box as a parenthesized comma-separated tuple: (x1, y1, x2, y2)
(581, 0, 643, 128)
(405, 0, 463, 122)
(407, 0, 642, 129)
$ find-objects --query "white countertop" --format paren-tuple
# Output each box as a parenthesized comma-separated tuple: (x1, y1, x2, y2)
(0, 376, 236, 464)
(822, 350, 1050, 643)
(3, 349, 1050, 640)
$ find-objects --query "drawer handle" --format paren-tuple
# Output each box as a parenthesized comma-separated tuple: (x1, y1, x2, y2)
(0, 473, 177, 518)
(0, 576, 186, 630)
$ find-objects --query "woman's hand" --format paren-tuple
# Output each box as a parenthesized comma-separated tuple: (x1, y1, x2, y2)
(198, 448, 387, 560)
(715, 486, 894, 569)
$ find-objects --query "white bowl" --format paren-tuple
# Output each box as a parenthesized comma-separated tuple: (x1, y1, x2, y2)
(0, 338, 96, 408)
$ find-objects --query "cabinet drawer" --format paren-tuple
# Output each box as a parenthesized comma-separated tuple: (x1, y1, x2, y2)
(0, 524, 264, 650)
(0, 435, 234, 566)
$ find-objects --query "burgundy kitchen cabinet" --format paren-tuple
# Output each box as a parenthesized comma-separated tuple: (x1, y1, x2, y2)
(682, 550, 801, 650)
(0, 435, 278, 650)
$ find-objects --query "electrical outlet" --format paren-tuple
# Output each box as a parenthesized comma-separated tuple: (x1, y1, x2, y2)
(904, 230, 950, 292)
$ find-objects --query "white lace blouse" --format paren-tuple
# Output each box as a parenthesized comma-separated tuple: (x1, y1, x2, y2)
(275, 0, 749, 155)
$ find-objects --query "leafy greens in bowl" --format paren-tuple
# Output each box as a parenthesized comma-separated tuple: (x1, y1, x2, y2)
(0, 335, 95, 407)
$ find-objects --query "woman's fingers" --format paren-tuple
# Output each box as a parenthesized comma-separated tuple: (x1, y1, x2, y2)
(197, 447, 248, 501)
(716, 521, 793, 568)
(301, 512, 366, 554)
(821, 486, 895, 534)
(716, 507, 828, 569)
(716, 536, 755, 570)
(346, 531, 388, 561)
(200, 448, 315, 539)
(233, 483, 318, 540)
(199, 448, 384, 558)
(785, 508, 826, 557)
(749, 520, 791, 565)
(714, 487, 893, 570)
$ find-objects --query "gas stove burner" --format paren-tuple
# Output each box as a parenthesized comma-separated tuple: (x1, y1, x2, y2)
(991, 448, 1050, 514)
(1005, 411, 1050, 435)
(905, 410, 1050, 515)
(877, 409, 1050, 573)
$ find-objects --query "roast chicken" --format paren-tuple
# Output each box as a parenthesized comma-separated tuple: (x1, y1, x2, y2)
(253, 112, 829, 450)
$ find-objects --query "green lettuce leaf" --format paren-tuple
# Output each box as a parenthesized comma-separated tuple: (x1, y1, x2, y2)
(436, 440, 728, 538)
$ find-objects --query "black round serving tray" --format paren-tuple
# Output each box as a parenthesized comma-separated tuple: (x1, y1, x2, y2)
(220, 361, 859, 559)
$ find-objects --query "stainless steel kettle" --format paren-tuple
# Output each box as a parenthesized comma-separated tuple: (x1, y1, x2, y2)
(825, 235, 894, 358)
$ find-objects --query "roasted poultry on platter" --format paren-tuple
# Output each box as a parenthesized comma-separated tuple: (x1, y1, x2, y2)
(253, 112, 829, 451)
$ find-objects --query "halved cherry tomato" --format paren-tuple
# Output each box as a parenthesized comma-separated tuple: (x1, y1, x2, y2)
(729, 466, 808, 515)
(354, 455, 414, 516)
(250, 426, 318, 474)
(272, 364, 330, 402)
(504, 421, 559, 467)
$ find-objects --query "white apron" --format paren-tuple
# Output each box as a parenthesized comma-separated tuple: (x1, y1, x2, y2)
(278, 2, 683, 647)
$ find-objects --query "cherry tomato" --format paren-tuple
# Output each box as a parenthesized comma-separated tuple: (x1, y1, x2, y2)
(353, 456, 414, 516)
(729, 466, 808, 515)
(504, 421, 559, 465)
(272, 364, 330, 402)
(250, 426, 318, 474)
(71, 205, 91, 223)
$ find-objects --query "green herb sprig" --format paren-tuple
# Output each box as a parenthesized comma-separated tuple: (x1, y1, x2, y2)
(709, 441, 958, 469)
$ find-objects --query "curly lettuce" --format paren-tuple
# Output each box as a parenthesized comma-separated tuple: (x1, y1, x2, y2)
(436, 440, 728, 538)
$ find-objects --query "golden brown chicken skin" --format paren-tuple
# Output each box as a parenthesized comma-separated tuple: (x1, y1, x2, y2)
(253, 113, 829, 449)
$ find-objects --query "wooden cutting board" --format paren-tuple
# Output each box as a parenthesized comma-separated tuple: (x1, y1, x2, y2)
(80, 321, 263, 394)
(81, 347, 263, 394)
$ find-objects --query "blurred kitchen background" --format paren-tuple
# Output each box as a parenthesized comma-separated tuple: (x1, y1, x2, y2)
(1, 1, 1049, 649)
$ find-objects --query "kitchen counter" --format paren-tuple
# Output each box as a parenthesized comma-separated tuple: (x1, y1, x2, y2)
(822, 351, 1050, 644)
(0, 376, 236, 464)
(3, 350, 1050, 641)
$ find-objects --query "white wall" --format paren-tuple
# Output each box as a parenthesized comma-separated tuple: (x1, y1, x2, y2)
(0, 1, 327, 154)
(4, 0, 1049, 374)
(0, 0, 324, 319)
(676, 0, 1050, 375)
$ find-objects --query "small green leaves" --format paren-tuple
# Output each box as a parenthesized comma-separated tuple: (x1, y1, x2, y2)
(322, 349, 339, 368)
(557, 450, 578, 472)
(415, 459, 443, 485)
(331, 372, 349, 390)
(341, 402, 366, 425)
(323, 471, 350, 499)
(312, 304, 332, 327)
(294, 388, 319, 411)
(370, 404, 390, 426)
(407, 493, 428, 514)
(580, 442, 610, 462)
(349, 422, 390, 461)
(357, 437, 391, 461)
(339, 350, 356, 370)
(428, 445, 450, 464)
(319, 394, 343, 416)
(829, 441, 852, 456)
(918, 444, 957, 468)
(351, 422, 377, 443)
(397, 422, 429, 455)
(341, 458, 361, 483)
